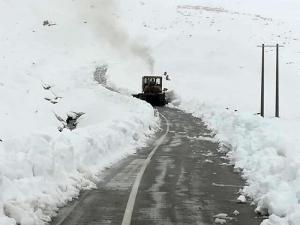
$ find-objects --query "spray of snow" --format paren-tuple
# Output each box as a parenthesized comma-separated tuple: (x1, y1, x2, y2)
(77, 0, 154, 73)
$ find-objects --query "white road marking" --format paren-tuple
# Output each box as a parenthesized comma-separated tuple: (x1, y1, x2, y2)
(121, 113, 170, 225)
(106, 159, 145, 190)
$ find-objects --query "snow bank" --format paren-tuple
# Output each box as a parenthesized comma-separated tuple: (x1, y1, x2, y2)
(0, 86, 158, 225)
(176, 99, 300, 225)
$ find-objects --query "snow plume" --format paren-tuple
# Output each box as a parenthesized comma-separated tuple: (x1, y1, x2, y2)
(78, 0, 154, 73)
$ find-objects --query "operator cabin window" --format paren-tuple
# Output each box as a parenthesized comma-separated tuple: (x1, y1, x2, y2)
(156, 78, 161, 85)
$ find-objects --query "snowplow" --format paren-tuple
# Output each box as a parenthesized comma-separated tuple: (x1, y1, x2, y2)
(133, 76, 167, 106)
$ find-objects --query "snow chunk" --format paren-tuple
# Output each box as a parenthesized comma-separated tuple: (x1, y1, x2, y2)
(205, 159, 213, 163)
(237, 195, 247, 204)
(233, 210, 240, 216)
(215, 218, 227, 224)
(214, 213, 228, 219)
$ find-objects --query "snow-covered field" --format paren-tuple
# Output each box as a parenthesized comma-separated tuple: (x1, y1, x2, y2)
(2, 0, 300, 224)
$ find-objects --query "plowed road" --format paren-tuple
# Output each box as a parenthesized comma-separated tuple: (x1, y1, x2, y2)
(52, 108, 262, 225)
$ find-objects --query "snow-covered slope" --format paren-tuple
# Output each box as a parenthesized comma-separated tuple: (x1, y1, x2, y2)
(118, 0, 300, 117)
(115, 1, 300, 225)
(0, 0, 158, 224)
(0, 0, 156, 139)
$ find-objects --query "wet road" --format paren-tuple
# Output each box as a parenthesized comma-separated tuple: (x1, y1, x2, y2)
(52, 107, 262, 225)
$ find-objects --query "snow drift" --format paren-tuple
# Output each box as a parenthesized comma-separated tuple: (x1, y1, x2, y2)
(0, 88, 158, 225)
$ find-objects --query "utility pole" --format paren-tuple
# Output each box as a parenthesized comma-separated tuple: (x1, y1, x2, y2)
(257, 44, 283, 118)
(261, 44, 265, 117)
(275, 44, 280, 118)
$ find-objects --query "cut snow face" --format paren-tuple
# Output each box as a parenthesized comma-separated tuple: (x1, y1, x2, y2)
(0, 83, 158, 225)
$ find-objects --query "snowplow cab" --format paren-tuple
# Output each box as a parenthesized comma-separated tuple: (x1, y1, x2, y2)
(143, 76, 162, 94)
(133, 76, 167, 106)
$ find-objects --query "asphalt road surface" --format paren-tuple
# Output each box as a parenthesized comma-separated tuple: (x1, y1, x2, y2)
(51, 107, 262, 225)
